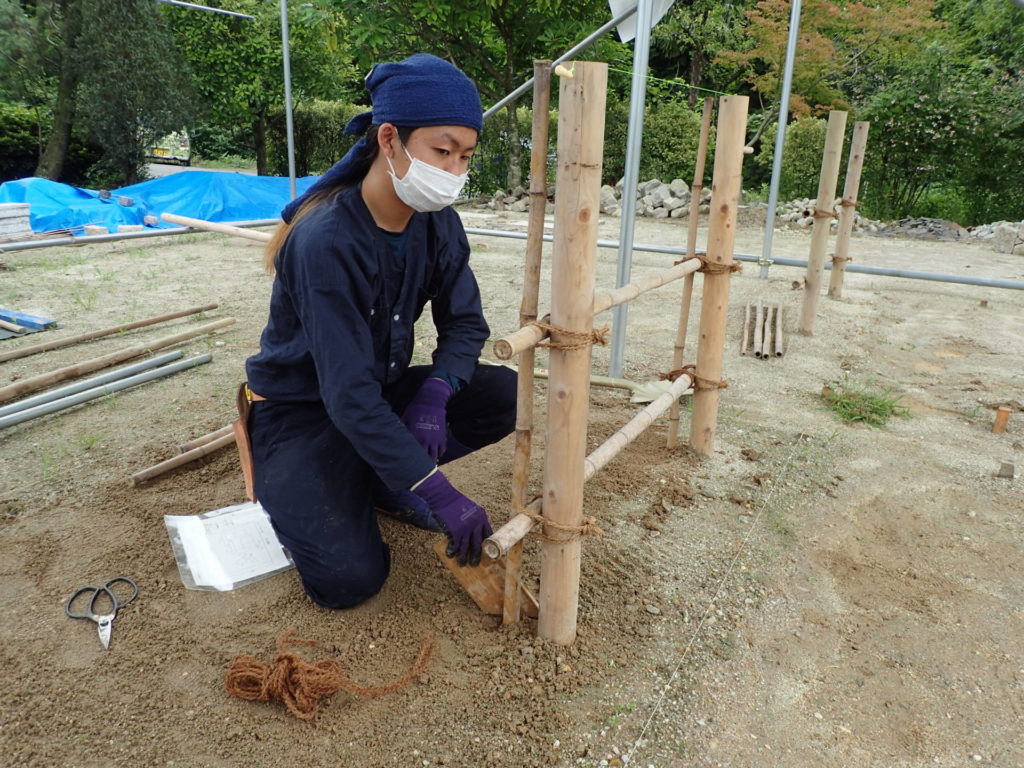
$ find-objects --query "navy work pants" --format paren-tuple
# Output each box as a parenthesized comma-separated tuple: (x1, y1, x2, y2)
(248, 364, 516, 609)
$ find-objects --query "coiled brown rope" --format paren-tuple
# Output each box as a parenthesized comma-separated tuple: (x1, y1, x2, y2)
(225, 628, 435, 720)
(530, 320, 610, 351)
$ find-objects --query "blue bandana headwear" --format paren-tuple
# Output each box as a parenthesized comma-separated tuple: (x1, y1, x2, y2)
(282, 53, 483, 222)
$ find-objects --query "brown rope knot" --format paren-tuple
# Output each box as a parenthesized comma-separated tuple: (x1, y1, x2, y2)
(811, 206, 838, 220)
(663, 364, 727, 391)
(531, 320, 610, 351)
(830, 253, 852, 263)
(697, 256, 742, 276)
(660, 364, 696, 383)
(838, 197, 860, 208)
(522, 498, 604, 542)
(225, 628, 435, 720)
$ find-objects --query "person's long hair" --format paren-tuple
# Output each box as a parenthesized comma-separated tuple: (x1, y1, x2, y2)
(263, 124, 415, 273)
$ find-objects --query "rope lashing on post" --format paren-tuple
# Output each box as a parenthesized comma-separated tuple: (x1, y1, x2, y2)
(224, 628, 435, 720)
(810, 206, 839, 220)
(660, 364, 728, 392)
(830, 253, 852, 263)
(529, 320, 610, 351)
(520, 495, 605, 542)
(838, 197, 860, 208)
(692, 255, 743, 275)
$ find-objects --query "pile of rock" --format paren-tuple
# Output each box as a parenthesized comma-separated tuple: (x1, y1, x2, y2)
(968, 220, 1024, 255)
(478, 178, 710, 218)
(773, 197, 887, 235)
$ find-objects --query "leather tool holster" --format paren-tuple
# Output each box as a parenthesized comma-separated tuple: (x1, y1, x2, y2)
(234, 383, 258, 502)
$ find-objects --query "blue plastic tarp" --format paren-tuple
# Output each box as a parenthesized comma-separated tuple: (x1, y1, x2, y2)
(0, 172, 320, 234)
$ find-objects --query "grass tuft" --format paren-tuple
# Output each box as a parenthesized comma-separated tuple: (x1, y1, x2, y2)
(820, 377, 910, 427)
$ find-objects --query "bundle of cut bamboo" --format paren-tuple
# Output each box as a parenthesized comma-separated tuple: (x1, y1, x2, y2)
(740, 301, 784, 358)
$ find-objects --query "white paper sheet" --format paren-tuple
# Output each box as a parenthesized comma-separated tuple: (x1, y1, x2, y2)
(164, 502, 294, 591)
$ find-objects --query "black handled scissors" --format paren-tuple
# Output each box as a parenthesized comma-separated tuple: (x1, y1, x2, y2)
(64, 577, 139, 650)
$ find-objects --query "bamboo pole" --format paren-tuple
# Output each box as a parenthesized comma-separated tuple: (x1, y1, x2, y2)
(828, 121, 870, 299)
(740, 303, 752, 356)
(537, 61, 607, 646)
(761, 303, 773, 359)
(493, 258, 700, 360)
(667, 96, 714, 449)
(0, 318, 234, 402)
(161, 213, 273, 243)
(689, 95, 749, 456)
(774, 305, 785, 357)
(992, 406, 1011, 434)
(503, 60, 553, 626)
(180, 424, 234, 453)
(0, 304, 219, 364)
(799, 110, 848, 334)
(753, 298, 765, 358)
(484, 372, 694, 559)
(132, 431, 237, 485)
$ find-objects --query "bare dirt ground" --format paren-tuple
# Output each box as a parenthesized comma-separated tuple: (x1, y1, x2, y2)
(1, 207, 1021, 768)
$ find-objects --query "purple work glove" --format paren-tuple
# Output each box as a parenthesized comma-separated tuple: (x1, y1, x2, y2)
(412, 471, 492, 566)
(402, 377, 453, 461)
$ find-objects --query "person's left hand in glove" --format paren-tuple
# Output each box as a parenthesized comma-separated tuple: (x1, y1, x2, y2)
(402, 377, 453, 461)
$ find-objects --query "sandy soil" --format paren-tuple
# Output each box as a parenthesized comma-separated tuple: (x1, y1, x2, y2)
(0, 207, 1021, 768)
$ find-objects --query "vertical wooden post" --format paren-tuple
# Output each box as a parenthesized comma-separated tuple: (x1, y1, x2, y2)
(503, 61, 552, 626)
(689, 95, 749, 456)
(828, 120, 870, 299)
(537, 61, 607, 646)
(667, 97, 714, 449)
(799, 110, 848, 334)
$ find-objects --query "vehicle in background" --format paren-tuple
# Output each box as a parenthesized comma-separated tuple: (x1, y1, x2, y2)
(146, 132, 191, 166)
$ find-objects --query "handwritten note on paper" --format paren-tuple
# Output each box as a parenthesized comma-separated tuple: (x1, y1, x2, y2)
(165, 502, 294, 591)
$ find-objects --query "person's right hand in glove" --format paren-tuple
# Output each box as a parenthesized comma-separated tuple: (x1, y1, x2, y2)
(412, 469, 492, 566)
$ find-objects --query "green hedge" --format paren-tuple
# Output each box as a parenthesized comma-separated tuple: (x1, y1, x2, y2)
(266, 100, 369, 177)
(0, 101, 105, 185)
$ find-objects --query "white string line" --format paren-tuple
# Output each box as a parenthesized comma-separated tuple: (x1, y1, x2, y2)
(624, 436, 808, 764)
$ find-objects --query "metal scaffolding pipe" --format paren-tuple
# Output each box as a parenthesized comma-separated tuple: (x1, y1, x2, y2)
(461, 227, 1024, 291)
(0, 354, 212, 430)
(0, 351, 184, 418)
(0, 219, 280, 253)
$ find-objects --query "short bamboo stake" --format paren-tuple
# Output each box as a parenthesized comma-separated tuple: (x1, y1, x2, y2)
(753, 299, 765, 358)
(493, 258, 701, 361)
(537, 61, 607, 646)
(774, 305, 785, 357)
(690, 95, 749, 456)
(484, 372, 694, 560)
(667, 96, 714, 449)
(799, 110, 848, 335)
(503, 60, 552, 626)
(132, 432, 237, 485)
(828, 121, 870, 299)
(761, 303, 773, 358)
(161, 213, 273, 243)
(179, 424, 234, 453)
(0, 304, 219, 364)
(0, 318, 234, 402)
(740, 302, 752, 356)
(992, 406, 1011, 434)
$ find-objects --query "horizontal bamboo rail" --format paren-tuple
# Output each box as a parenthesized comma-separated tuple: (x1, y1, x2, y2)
(482, 372, 693, 559)
(493, 257, 701, 360)
(161, 213, 273, 243)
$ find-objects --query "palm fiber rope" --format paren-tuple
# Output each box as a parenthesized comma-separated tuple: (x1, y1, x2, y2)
(225, 628, 435, 720)
(529, 320, 610, 351)
(520, 494, 605, 542)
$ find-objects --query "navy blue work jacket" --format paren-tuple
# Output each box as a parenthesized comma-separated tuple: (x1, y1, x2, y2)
(246, 185, 489, 490)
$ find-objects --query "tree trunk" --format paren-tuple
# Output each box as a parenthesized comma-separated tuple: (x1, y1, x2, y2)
(34, 0, 84, 180)
(253, 113, 267, 176)
(505, 102, 522, 191)
(688, 50, 705, 108)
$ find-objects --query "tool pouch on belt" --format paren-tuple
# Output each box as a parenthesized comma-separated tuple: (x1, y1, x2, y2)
(234, 383, 257, 502)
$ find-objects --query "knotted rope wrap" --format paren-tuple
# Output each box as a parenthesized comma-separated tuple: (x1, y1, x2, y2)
(810, 206, 839, 220)
(695, 255, 743, 275)
(225, 629, 435, 720)
(522, 495, 605, 542)
(660, 363, 728, 392)
(530, 320, 610, 351)
(838, 197, 859, 209)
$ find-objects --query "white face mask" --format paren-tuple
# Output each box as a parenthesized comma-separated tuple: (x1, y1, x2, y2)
(387, 145, 468, 212)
